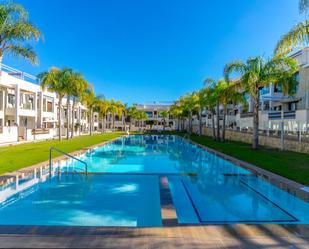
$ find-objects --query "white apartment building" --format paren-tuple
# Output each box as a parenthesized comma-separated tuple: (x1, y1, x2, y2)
(200, 48, 309, 134)
(135, 102, 176, 131)
(0, 65, 97, 145)
(235, 48, 309, 133)
(102, 102, 177, 132)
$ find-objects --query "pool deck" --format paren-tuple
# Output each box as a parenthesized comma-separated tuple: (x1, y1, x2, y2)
(0, 224, 308, 248)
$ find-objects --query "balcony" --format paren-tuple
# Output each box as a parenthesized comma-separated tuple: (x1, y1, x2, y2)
(268, 111, 296, 120)
(240, 112, 254, 118)
(20, 102, 34, 110)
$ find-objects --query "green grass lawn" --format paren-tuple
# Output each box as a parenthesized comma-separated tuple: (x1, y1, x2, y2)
(0, 132, 124, 175)
(166, 131, 308, 185)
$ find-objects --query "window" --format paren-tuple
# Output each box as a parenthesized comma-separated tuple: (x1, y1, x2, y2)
(292, 73, 300, 94)
(260, 87, 270, 95)
(263, 101, 270, 111)
(43, 96, 54, 112)
(288, 102, 297, 111)
(20, 93, 34, 110)
(8, 94, 16, 108)
(274, 85, 282, 93)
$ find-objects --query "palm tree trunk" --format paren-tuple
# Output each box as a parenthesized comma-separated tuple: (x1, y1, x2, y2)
(216, 102, 220, 141)
(189, 111, 193, 134)
(181, 118, 185, 131)
(221, 105, 227, 142)
(58, 97, 62, 141)
(199, 108, 202, 136)
(122, 114, 125, 131)
(211, 109, 216, 140)
(71, 99, 76, 139)
(66, 97, 70, 140)
(112, 113, 115, 132)
(252, 97, 259, 149)
(89, 110, 93, 136)
(101, 116, 105, 134)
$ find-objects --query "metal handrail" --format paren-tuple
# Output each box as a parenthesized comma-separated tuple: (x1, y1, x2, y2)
(49, 147, 88, 176)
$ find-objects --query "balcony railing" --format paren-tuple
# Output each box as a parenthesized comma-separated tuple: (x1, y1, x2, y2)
(240, 112, 254, 118)
(268, 111, 296, 120)
(1, 64, 38, 84)
(20, 103, 34, 110)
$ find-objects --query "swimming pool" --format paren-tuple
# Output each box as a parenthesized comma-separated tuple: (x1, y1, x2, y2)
(0, 135, 308, 226)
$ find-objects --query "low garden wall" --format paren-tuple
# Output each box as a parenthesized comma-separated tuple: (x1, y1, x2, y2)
(192, 125, 309, 154)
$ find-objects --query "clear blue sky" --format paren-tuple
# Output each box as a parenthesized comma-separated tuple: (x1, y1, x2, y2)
(3, 0, 301, 104)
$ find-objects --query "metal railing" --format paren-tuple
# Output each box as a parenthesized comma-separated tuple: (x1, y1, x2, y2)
(268, 111, 296, 120)
(49, 147, 88, 176)
(1, 64, 38, 84)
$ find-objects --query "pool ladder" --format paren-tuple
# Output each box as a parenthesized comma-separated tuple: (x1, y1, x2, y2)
(49, 147, 88, 176)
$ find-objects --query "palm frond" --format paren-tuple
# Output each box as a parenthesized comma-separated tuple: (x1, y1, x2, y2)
(5, 44, 38, 63)
(203, 78, 216, 88)
(223, 60, 245, 82)
(0, 2, 41, 64)
(299, 0, 309, 14)
(275, 20, 309, 56)
(2, 20, 41, 41)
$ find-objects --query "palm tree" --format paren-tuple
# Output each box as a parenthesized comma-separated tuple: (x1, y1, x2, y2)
(275, 0, 309, 55)
(135, 110, 148, 131)
(0, 2, 41, 67)
(169, 103, 183, 131)
(38, 68, 68, 140)
(69, 74, 89, 138)
(108, 100, 123, 132)
(224, 56, 298, 149)
(196, 89, 208, 136)
(127, 106, 138, 131)
(179, 93, 199, 134)
(215, 80, 246, 141)
(83, 87, 96, 136)
(61, 68, 75, 140)
(159, 110, 169, 131)
(96, 97, 110, 133)
(204, 78, 221, 140)
(116, 101, 126, 131)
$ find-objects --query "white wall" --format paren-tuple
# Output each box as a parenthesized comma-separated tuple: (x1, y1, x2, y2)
(0, 126, 18, 143)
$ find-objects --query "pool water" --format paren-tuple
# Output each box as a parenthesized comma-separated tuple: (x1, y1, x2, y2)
(0, 135, 308, 226)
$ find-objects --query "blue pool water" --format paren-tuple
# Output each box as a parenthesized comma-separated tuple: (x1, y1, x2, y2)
(0, 135, 308, 226)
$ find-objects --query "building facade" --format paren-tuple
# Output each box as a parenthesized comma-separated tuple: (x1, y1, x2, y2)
(0, 65, 96, 144)
(135, 102, 176, 131)
(199, 48, 309, 134)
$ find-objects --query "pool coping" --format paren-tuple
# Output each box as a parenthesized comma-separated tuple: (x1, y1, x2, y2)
(180, 135, 309, 203)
